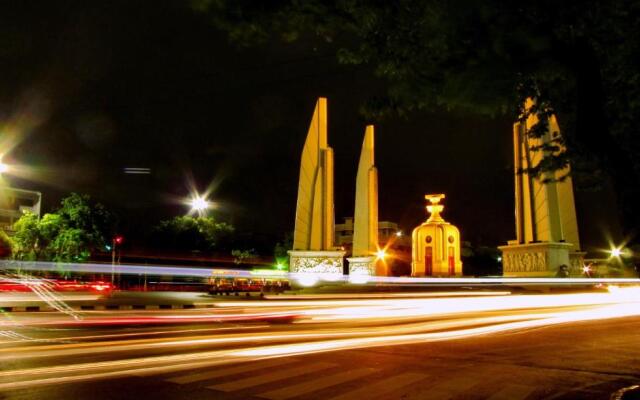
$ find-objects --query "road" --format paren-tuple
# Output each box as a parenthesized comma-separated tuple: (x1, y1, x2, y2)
(1, 287, 639, 399)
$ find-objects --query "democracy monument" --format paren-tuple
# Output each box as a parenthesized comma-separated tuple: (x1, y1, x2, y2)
(289, 97, 583, 278)
(411, 194, 462, 277)
(499, 99, 585, 276)
(288, 98, 345, 277)
(346, 125, 382, 277)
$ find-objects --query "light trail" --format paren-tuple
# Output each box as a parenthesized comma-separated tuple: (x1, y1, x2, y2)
(0, 313, 551, 360)
(1, 302, 639, 390)
(4, 324, 268, 343)
(0, 311, 298, 327)
(4, 260, 640, 286)
(0, 294, 101, 302)
(0, 287, 638, 391)
(262, 291, 513, 300)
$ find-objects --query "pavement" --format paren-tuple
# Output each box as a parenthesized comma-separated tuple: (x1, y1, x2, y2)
(0, 288, 639, 399)
(0, 316, 638, 399)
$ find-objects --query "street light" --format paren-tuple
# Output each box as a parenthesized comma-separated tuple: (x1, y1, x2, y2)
(189, 195, 210, 216)
(0, 161, 9, 174)
(609, 247, 623, 258)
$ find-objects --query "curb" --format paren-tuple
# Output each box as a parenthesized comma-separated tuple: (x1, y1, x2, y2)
(0, 303, 217, 312)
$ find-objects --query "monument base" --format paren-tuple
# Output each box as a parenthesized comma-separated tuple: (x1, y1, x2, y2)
(288, 250, 346, 276)
(569, 251, 587, 275)
(347, 256, 376, 276)
(498, 242, 574, 277)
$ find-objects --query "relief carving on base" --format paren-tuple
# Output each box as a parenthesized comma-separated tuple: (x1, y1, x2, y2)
(503, 251, 547, 273)
(349, 262, 375, 276)
(290, 256, 343, 274)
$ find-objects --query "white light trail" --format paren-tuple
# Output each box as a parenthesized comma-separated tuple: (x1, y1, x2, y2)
(4, 260, 640, 286)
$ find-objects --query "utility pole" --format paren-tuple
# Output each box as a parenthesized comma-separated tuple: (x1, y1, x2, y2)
(111, 235, 123, 285)
(111, 238, 116, 284)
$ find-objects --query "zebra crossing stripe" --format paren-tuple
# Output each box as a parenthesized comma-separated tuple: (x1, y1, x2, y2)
(417, 374, 485, 399)
(327, 372, 427, 400)
(167, 358, 298, 384)
(207, 362, 335, 392)
(486, 384, 536, 400)
(259, 368, 377, 400)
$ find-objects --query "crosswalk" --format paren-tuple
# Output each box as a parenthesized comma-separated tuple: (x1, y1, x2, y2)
(259, 368, 377, 400)
(162, 357, 615, 400)
(166, 358, 428, 400)
(207, 362, 334, 392)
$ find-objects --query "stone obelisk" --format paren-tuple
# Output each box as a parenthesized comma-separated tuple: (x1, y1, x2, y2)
(348, 125, 382, 276)
(499, 99, 584, 276)
(289, 98, 345, 276)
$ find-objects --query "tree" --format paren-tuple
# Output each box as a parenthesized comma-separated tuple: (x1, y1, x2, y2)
(12, 211, 41, 260)
(199, 0, 640, 236)
(51, 193, 113, 261)
(231, 248, 257, 265)
(11, 193, 113, 262)
(273, 232, 292, 268)
(0, 229, 13, 257)
(153, 216, 234, 252)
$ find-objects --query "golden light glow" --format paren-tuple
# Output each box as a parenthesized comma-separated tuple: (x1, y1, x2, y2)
(0, 162, 8, 174)
(376, 249, 386, 259)
(295, 274, 319, 287)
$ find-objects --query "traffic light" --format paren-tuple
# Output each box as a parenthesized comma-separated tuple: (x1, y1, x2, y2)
(114, 235, 124, 245)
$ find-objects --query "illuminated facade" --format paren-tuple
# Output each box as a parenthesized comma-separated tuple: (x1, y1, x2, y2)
(289, 98, 345, 275)
(347, 125, 382, 276)
(499, 99, 584, 276)
(411, 194, 462, 277)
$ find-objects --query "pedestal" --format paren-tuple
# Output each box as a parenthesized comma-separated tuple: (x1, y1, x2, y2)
(569, 251, 587, 275)
(498, 242, 574, 277)
(347, 256, 376, 276)
(288, 250, 346, 276)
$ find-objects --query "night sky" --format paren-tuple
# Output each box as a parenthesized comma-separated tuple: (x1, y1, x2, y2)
(0, 1, 619, 253)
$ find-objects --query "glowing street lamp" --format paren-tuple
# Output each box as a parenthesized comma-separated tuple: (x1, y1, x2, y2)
(190, 195, 210, 215)
(609, 247, 623, 258)
(0, 161, 9, 174)
(376, 249, 387, 260)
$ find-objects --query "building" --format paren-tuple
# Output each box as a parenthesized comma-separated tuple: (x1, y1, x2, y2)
(336, 217, 412, 254)
(0, 186, 42, 234)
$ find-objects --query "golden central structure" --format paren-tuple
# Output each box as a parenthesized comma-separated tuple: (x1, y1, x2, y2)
(347, 125, 382, 276)
(289, 98, 345, 275)
(499, 99, 584, 276)
(411, 194, 462, 276)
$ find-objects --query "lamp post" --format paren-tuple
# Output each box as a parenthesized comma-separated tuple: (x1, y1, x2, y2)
(189, 195, 210, 216)
(111, 235, 123, 284)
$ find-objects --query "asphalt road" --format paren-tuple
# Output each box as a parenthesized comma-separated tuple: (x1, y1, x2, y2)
(1, 288, 639, 400)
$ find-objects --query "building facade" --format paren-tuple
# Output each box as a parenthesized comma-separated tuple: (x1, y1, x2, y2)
(0, 187, 42, 234)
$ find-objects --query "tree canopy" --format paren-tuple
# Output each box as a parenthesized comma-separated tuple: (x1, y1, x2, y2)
(12, 193, 114, 262)
(153, 215, 234, 252)
(198, 0, 640, 236)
